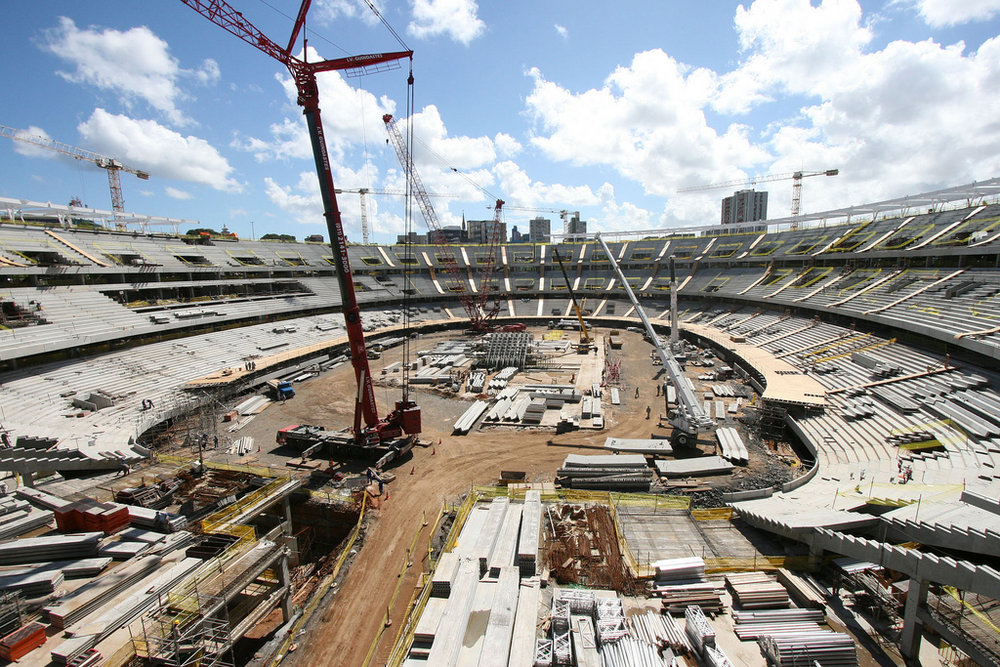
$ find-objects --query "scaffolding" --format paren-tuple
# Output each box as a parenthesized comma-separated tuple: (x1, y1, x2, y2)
(135, 588, 233, 667)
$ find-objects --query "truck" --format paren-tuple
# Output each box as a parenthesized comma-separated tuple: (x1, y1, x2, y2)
(266, 379, 295, 401)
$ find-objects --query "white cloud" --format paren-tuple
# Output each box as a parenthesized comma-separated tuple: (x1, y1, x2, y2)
(493, 160, 600, 211)
(901, 0, 1000, 27)
(555, 24, 569, 40)
(408, 0, 485, 44)
(166, 187, 193, 200)
(525, 52, 771, 209)
(38, 17, 208, 126)
(494, 133, 522, 158)
(524, 0, 1000, 223)
(315, 0, 383, 24)
(8, 126, 59, 159)
(193, 58, 220, 86)
(78, 109, 243, 192)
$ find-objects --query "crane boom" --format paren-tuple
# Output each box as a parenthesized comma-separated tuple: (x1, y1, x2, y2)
(179, 0, 419, 445)
(595, 234, 713, 445)
(676, 169, 838, 193)
(1, 124, 150, 215)
(552, 248, 592, 351)
(382, 114, 513, 331)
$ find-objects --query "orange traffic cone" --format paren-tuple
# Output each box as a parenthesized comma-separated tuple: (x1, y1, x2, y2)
(257, 444, 261, 453)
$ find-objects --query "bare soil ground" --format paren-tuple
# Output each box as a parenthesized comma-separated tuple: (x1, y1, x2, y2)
(201, 326, 778, 666)
(241, 327, 672, 666)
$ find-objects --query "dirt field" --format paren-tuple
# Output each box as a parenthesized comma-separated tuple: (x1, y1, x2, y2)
(225, 326, 676, 666)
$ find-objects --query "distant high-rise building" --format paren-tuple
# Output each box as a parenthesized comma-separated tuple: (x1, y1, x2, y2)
(721, 189, 768, 225)
(466, 219, 506, 244)
(510, 225, 524, 243)
(529, 217, 551, 243)
(565, 212, 587, 242)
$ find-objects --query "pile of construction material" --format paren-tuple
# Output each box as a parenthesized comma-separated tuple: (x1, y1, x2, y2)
(654, 456, 734, 478)
(758, 629, 858, 666)
(483, 388, 520, 422)
(776, 568, 827, 608)
(487, 367, 519, 394)
(684, 605, 716, 656)
(556, 454, 653, 491)
(0, 506, 54, 542)
(517, 491, 541, 576)
(604, 437, 673, 456)
(467, 370, 487, 393)
(652, 557, 723, 614)
(55, 499, 130, 535)
(0, 622, 46, 662)
(521, 397, 547, 425)
(628, 609, 692, 655)
(715, 427, 748, 464)
(732, 608, 826, 640)
(0, 533, 101, 566)
(126, 505, 188, 532)
(453, 400, 489, 435)
(600, 637, 673, 666)
(726, 571, 790, 609)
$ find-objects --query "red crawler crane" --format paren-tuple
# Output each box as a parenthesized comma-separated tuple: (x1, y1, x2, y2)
(179, 0, 419, 445)
(382, 114, 522, 332)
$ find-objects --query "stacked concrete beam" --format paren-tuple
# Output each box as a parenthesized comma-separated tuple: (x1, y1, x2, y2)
(477, 566, 519, 667)
(426, 557, 480, 667)
(475, 498, 510, 576)
(508, 579, 541, 666)
(518, 490, 541, 576)
(488, 505, 522, 578)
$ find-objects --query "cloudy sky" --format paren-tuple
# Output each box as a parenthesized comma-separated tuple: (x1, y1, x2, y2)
(2, 0, 1000, 243)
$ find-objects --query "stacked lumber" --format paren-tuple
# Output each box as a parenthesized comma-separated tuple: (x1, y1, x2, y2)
(125, 505, 187, 532)
(657, 584, 724, 615)
(0, 622, 46, 661)
(99, 540, 150, 560)
(0, 569, 64, 596)
(726, 572, 790, 609)
(16, 487, 71, 511)
(0, 509, 54, 541)
(0, 533, 101, 566)
(44, 555, 162, 628)
(55, 499, 129, 535)
(776, 568, 827, 608)
(732, 608, 826, 640)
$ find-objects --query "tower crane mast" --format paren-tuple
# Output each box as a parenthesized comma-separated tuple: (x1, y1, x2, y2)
(1, 124, 150, 217)
(179, 0, 419, 446)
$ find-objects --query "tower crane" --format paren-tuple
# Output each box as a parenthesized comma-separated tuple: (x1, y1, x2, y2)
(333, 187, 457, 244)
(382, 113, 521, 332)
(178, 0, 420, 447)
(678, 169, 839, 222)
(1, 124, 150, 219)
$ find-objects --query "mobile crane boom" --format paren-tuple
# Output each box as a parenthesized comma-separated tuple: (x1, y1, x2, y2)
(551, 248, 593, 352)
(595, 234, 713, 445)
(179, 0, 419, 445)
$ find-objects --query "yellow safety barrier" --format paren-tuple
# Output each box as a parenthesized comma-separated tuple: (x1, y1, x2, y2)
(943, 586, 1000, 637)
(692, 507, 734, 521)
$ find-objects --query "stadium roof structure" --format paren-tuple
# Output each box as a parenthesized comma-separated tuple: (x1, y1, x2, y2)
(553, 176, 1000, 241)
(0, 196, 199, 234)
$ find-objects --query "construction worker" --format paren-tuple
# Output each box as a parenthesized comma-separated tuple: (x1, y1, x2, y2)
(645, 406, 651, 420)
(635, 387, 640, 399)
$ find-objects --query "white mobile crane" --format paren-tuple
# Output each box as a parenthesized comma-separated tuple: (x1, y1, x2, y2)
(595, 234, 714, 445)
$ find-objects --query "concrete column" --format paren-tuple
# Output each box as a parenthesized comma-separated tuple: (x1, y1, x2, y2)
(277, 551, 293, 622)
(900, 577, 929, 661)
(282, 497, 293, 536)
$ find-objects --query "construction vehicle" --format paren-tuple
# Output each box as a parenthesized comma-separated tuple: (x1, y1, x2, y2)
(180, 0, 421, 453)
(266, 379, 295, 401)
(383, 114, 524, 333)
(595, 234, 714, 446)
(552, 248, 595, 353)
